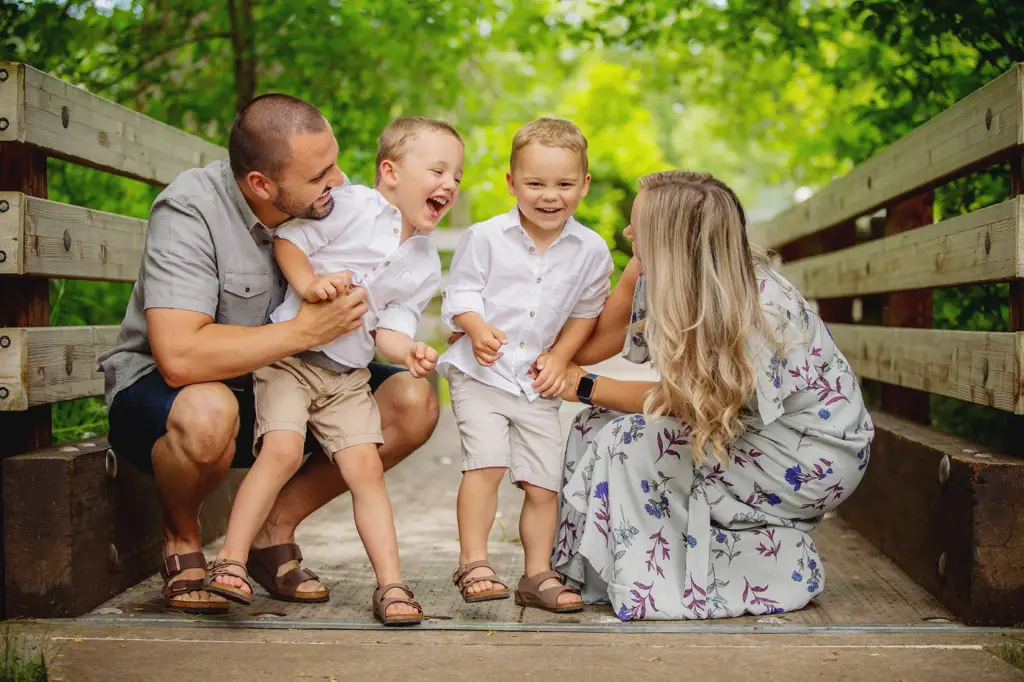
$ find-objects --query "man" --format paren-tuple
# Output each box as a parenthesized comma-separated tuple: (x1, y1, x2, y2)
(99, 94, 439, 613)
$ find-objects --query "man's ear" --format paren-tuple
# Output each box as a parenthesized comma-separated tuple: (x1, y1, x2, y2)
(246, 170, 275, 201)
(379, 159, 399, 188)
(505, 170, 516, 197)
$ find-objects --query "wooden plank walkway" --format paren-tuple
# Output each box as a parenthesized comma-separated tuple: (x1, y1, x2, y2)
(88, 359, 954, 629)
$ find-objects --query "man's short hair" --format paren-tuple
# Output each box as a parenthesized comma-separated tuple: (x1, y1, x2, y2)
(510, 117, 588, 174)
(229, 94, 329, 179)
(375, 117, 463, 184)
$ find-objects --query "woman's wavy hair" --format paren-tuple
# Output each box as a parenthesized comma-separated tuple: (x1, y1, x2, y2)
(633, 170, 775, 463)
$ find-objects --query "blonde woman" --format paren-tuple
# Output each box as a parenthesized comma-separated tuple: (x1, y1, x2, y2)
(547, 171, 873, 619)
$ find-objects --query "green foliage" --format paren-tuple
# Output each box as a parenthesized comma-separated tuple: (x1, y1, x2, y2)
(0, 628, 49, 682)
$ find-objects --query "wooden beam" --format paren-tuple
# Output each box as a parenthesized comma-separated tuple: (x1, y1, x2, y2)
(2, 437, 243, 618)
(0, 191, 147, 281)
(830, 324, 1022, 414)
(839, 411, 1024, 625)
(431, 228, 467, 252)
(0, 325, 118, 410)
(782, 197, 1024, 298)
(749, 63, 1024, 249)
(0, 62, 225, 187)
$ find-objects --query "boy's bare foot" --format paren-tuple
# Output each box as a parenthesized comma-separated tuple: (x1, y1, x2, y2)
(463, 565, 498, 597)
(383, 586, 420, 617)
(208, 556, 253, 598)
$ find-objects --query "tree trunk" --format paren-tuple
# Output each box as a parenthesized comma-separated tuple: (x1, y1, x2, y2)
(228, 0, 256, 112)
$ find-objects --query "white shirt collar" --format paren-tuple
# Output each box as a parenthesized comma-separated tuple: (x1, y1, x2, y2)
(499, 205, 583, 242)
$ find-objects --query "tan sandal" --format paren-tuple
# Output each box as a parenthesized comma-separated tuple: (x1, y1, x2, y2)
(373, 583, 423, 626)
(452, 560, 511, 603)
(203, 558, 255, 605)
(514, 570, 583, 613)
(160, 552, 228, 615)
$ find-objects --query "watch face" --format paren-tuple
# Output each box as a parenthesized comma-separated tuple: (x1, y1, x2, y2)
(578, 375, 596, 399)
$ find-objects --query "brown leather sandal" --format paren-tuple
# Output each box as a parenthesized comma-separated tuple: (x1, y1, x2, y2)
(514, 570, 584, 613)
(373, 583, 423, 626)
(204, 558, 255, 605)
(246, 543, 329, 603)
(160, 552, 228, 615)
(452, 560, 511, 603)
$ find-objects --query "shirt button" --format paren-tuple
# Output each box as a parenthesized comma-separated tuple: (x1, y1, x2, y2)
(519, 341, 525, 348)
(529, 247, 536, 253)
(393, 228, 399, 234)
(530, 311, 535, 317)
(245, 286, 251, 293)
(384, 261, 391, 267)
(536, 277, 542, 284)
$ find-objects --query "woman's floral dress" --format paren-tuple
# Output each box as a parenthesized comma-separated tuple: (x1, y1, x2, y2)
(553, 269, 874, 620)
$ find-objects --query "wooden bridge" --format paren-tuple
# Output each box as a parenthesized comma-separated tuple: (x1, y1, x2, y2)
(0, 59, 1022, 631)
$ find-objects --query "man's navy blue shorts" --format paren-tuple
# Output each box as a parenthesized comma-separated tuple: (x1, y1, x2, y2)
(107, 363, 406, 474)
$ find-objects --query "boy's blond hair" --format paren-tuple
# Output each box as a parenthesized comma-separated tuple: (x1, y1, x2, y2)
(375, 117, 463, 184)
(510, 117, 588, 174)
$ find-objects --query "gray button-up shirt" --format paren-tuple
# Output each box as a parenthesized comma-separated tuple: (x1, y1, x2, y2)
(98, 160, 286, 405)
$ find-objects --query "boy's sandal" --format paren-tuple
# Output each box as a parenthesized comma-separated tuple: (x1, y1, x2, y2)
(373, 583, 423, 626)
(246, 543, 329, 603)
(203, 558, 255, 606)
(452, 560, 511, 603)
(160, 552, 228, 615)
(514, 570, 584, 614)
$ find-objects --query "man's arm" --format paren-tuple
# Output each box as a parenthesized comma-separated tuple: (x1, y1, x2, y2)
(149, 289, 368, 387)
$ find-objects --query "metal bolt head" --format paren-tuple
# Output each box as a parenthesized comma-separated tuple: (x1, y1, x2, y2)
(0, 118, 8, 131)
(61, 106, 70, 129)
(63, 229, 72, 252)
(0, 200, 8, 212)
(0, 251, 6, 263)
(105, 448, 118, 479)
(937, 552, 947, 579)
(985, 108, 993, 130)
(0, 387, 8, 400)
(0, 69, 7, 82)
(938, 455, 950, 484)
(984, 232, 991, 255)
(0, 335, 9, 349)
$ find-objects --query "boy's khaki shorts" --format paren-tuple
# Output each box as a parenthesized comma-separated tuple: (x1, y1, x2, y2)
(253, 355, 383, 460)
(448, 367, 563, 491)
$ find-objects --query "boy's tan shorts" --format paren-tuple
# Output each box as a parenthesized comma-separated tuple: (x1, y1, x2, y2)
(253, 355, 383, 460)
(447, 367, 563, 492)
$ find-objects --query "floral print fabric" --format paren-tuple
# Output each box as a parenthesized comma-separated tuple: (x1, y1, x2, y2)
(553, 269, 874, 620)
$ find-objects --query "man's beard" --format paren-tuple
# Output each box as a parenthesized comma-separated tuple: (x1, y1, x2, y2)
(273, 191, 335, 221)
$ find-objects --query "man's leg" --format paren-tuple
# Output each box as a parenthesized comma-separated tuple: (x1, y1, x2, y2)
(152, 382, 240, 607)
(253, 369, 439, 592)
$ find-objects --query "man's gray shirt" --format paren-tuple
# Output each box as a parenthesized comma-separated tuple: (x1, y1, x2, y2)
(98, 160, 287, 405)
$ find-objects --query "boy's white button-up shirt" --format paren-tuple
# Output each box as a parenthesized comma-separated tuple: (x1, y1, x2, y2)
(270, 183, 441, 368)
(437, 206, 613, 400)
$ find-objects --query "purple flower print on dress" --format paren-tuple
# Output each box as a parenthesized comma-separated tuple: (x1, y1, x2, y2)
(656, 426, 690, 463)
(703, 463, 734, 489)
(594, 481, 611, 545)
(746, 482, 782, 508)
(683, 573, 707, 617)
(732, 447, 767, 473)
(818, 408, 831, 420)
(801, 480, 845, 512)
(741, 577, 782, 613)
(644, 492, 671, 520)
(645, 528, 671, 578)
(753, 528, 781, 560)
(622, 581, 658, 620)
(553, 515, 578, 565)
(784, 458, 834, 492)
(685, 534, 698, 549)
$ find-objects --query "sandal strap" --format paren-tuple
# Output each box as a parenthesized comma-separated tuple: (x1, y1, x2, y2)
(452, 560, 498, 585)
(250, 543, 303, 566)
(277, 565, 320, 592)
(164, 577, 206, 599)
(374, 583, 422, 615)
(161, 552, 206, 579)
(519, 570, 562, 592)
(459, 574, 509, 590)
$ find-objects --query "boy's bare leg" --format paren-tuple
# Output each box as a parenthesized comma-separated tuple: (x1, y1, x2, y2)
(253, 373, 438, 594)
(456, 467, 507, 596)
(334, 442, 417, 617)
(520, 482, 582, 607)
(209, 430, 306, 594)
(152, 383, 240, 609)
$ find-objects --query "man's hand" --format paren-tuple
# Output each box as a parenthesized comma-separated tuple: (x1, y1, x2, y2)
(295, 285, 368, 347)
(302, 271, 353, 302)
(531, 352, 570, 399)
(469, 325, 507, 367)
(406, 342, 439, 378)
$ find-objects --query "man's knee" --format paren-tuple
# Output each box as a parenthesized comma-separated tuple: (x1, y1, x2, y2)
(165, 383, 240, 466)
(380, 374, 439, 437)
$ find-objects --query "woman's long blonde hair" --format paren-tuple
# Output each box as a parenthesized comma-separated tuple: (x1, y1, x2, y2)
(633, 170, 773, 463)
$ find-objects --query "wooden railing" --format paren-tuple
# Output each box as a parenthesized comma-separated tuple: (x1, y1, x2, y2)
(0, 62, 465, 618)
(748, 62, 1024, 625)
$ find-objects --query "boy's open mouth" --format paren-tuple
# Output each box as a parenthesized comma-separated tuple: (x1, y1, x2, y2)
(536, 207, 561, 215)
(426, 195, 449, 220)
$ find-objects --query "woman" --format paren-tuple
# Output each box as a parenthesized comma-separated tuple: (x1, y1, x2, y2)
(549, 170, 873, 620)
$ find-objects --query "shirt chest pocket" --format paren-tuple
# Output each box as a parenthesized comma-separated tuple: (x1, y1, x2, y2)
(220, 269, 271, 326)
(545, 273, 583, 313)
(370, 263, 419, 308)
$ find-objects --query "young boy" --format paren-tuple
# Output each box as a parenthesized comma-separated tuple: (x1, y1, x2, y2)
(438, 117, 613, 613)
(205, 117, 464, 625)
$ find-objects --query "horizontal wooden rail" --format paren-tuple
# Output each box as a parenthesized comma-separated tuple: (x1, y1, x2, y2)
(431, 228, 466, 251)
(0, 192, 146, 281)
(782, 197, 1024, 297)
(830, 324, 1023, 414)
(749, 63, 1024, 249)
(0, 325, 118, 410)
(0, 62, 225, 186)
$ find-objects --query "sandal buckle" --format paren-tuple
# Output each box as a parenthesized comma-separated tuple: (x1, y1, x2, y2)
(165, 554, 182, 575)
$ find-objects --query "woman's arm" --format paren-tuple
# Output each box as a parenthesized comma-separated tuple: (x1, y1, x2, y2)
(573, 257, 640, 366)
(561, 361, 656, 414)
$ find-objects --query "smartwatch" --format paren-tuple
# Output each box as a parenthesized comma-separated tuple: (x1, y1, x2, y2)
(576, 373, 598, 405)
